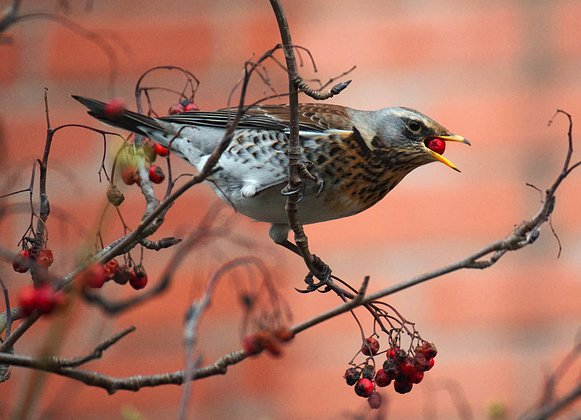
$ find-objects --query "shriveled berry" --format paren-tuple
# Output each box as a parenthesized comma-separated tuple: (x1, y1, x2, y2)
(129, 266, 148, 290)
(37, 249, 53, 268)
(12, 249, 31, 273)
(383, 358, 400, 380)
(107, 184, 125, 206)
(104, 259, 120, 280)
(344, 367, 360, 386)
(361, 337, 380, 356)
(354, 378, 374, 398)
(361, 365, 375, 380)
(148, 165, 165, 184)
(375, 369, 391, 387)
(168, 103, 184, 115)
(104, 98, 125, 117)
(367, 391, 382, 409)
(121, 166, 138, 185)
(416, 342, 438, 359)
(394, 379, 413, 394)
(113, 266, 131, 285)
(154, 143, 170, 157)
(425, 138, 446, 155)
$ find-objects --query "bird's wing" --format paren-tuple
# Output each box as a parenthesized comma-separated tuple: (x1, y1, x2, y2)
(159, 104, 354, 133)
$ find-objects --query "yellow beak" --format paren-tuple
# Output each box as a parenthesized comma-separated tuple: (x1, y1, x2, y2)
(428, 134, 471, 172)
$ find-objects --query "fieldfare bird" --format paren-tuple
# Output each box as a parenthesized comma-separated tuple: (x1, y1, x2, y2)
(73, 96, 470, 245)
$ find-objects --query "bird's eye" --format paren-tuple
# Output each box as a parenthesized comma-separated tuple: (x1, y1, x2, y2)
(406, 119, 422, 133)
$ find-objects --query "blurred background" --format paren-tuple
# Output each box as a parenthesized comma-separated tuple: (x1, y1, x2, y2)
(1, 0, 580, 418)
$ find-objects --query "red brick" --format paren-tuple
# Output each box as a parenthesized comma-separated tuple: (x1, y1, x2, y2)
(0, 42, 20, 83)
(46, 20, 213, 80)
(296, 7, 521, 72)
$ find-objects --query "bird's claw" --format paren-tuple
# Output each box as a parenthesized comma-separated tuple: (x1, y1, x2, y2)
(295, 255, 333, 294)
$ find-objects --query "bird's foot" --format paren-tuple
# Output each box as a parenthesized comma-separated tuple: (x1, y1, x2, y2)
(297, 161, 324, 196)
(296, 255, 333, 294)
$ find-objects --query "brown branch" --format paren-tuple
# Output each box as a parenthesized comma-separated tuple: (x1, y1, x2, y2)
(520, 382, 581, 420)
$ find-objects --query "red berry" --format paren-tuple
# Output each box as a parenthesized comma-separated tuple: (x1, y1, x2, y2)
(399, 357, 418, 380)
(18, 284, 63, 316)
(104, 98, 125, 118)
(154, 143, 170, 157)
(361, 337, 380, 356)
(394, 379, 413, 394)
(387, 347, 399, 359)
(183, 102, 199, 112)
(425, 138, 446, 155)
(242, 334, 263, 356)
(410, 370, 424, 384)
(168, 103, 184, 115)
(426, 357, 435, 371)
(148, 165, 165, 184)
(34, 284, 58, 312)
(121, 166, 138, 185)
(104, 259, 120, 280)
(79, 263, 108, 288)
(354, 378, 374, 398)
(129, 266, 148, 290)
(37, 249, 53, 268)
(18, 285, 38, 315)
(344, 367, 360, 386)
(375, 369, 391, 387)
(12, 249, 31, 273)
(367, 391, 382, 409)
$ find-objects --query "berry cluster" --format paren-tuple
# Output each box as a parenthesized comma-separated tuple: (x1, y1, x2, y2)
(242, 327, 294, 358)
(168, 99, 199, 115)
(18, 284, 65, 316)
(12, 248, 53, 273)
(77, 260, 149, 290)
(119, 140, 168, 187)
(344, 337, 437, 409)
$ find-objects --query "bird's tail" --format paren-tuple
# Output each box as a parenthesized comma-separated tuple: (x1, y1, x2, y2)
(72, 95, 164, 137)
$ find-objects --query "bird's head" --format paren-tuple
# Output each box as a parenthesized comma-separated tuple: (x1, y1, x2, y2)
(359, 107, 470, 172)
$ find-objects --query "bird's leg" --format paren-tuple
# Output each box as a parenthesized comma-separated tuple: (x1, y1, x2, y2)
(280, 161, 324, 200)
(296, 254, 334, 294)
(278, 239, 301, 256)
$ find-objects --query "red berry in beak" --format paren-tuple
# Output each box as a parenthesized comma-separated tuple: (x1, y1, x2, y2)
(425, 138, 446, 155)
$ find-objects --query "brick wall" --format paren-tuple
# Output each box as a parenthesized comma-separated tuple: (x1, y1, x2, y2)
(1, 1, 580, 418)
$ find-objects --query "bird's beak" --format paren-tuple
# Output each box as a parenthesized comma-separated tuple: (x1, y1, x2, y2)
(428, 134, 471, 173)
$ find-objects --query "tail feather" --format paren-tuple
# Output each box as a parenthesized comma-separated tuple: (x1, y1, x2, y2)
(71, 95, 164, 136)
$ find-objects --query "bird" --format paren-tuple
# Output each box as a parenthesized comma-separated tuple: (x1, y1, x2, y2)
(73, 95, 470, 249)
